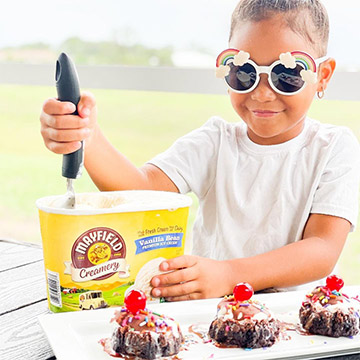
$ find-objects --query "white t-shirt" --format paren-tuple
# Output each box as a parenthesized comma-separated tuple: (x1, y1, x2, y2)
(148, 116, 360, 262)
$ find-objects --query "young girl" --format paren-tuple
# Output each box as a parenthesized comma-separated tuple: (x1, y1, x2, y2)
(40, 0, 360, 301)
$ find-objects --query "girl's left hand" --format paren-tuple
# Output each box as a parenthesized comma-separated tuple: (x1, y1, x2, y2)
(150, 255, 232, 301)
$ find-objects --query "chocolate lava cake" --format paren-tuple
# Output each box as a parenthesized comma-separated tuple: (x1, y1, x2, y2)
(209, 282, 280, 348)
(109, 289, 183, 359)
(299, 275, 360, 337)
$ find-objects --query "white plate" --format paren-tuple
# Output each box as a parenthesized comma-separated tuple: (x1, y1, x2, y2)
(39, 287, 360, 360)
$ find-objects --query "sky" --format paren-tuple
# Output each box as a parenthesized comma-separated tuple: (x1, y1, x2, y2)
(0, 0, 359, 69)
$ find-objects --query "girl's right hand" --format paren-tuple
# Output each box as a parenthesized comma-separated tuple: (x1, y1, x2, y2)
(40, 91, 98, 154)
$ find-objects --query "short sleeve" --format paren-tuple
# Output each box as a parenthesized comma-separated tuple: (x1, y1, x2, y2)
(311, 128, 360, 231)
(147, 117, 223, 197)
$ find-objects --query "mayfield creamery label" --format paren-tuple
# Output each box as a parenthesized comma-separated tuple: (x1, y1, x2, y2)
(36, 191, 192, 313)
(65, 227, 128, 282)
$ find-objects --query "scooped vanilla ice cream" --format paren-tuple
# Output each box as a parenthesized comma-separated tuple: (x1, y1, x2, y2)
(75, 193, 127, 209)
(131, 257, 171, 301)
(46, 191, 190, 213)
(49, 192, 127, 209)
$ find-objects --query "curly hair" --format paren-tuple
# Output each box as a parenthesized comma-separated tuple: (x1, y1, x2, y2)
(229, 0, 329, 56)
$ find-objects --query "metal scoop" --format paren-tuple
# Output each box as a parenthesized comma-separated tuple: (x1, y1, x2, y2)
(55, 53, 83, 209)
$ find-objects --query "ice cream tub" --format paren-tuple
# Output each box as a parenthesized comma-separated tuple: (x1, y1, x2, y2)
(36, 190, 192, 313)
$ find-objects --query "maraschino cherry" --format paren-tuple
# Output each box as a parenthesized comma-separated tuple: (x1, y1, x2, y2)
(326, 275, 344, 292)
(233, 282, 254, 302)
(124, 289, 147, 314)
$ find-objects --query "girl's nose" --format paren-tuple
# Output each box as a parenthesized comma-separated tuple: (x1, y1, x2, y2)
(251, 74, 277, 102)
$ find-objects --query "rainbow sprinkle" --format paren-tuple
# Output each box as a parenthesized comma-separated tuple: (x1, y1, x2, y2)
(152, 311, 162, 317)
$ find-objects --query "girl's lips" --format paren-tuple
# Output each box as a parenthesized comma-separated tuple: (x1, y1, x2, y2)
(252, 110, 282, 118)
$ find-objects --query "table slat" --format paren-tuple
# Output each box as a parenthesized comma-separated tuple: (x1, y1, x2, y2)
(0, 300, 54, 360)
(0, 260, 47, 315)
(0, 240, 43, 272)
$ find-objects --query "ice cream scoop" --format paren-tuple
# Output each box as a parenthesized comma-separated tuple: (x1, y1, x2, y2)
(55, 52, 82, 209)
(127, 257, 171, 301)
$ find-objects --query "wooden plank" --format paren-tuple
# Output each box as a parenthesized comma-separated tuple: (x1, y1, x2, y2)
(0, 240, 43, 272)
(0, 300, 54, 360)
(322, 356, 360, 360)
(0, 261, 47, 315)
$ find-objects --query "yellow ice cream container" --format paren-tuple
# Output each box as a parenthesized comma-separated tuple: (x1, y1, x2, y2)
(36, 190, 192, 313)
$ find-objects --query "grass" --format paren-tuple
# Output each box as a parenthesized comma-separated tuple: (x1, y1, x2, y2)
(1, 84, 360, 284)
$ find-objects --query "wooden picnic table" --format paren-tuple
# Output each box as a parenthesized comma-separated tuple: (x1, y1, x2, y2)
(0, 238, 359, 360)
(0, 239, 55, 360)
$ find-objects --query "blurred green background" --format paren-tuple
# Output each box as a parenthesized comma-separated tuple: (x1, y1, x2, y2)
(1, 84, 359, 283)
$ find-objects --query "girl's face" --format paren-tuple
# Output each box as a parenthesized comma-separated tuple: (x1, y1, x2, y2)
(229, 16, 333, 145)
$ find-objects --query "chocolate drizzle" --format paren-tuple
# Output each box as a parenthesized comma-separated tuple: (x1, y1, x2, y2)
(188, 323, 212, 343)
(112, 307, 179, 335)
(216, 295, 271, 321)
(302, 286, 346, 308)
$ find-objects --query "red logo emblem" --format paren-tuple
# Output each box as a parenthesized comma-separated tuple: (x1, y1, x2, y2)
(71, 227, 126, 281)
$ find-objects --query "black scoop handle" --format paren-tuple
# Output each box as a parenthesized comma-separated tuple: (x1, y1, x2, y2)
(56, 52, 83, 179)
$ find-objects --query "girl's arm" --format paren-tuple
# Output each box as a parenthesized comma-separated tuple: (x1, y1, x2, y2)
(40, 92, 178, 193)
(84, 123, 178, 192)
(151, 214, 350, 301)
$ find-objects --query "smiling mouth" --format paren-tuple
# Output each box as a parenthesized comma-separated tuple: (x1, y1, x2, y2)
(251, 110, 283, 118)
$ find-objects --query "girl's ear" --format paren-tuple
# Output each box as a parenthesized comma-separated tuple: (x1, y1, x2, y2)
(317, 58, 336, 92)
